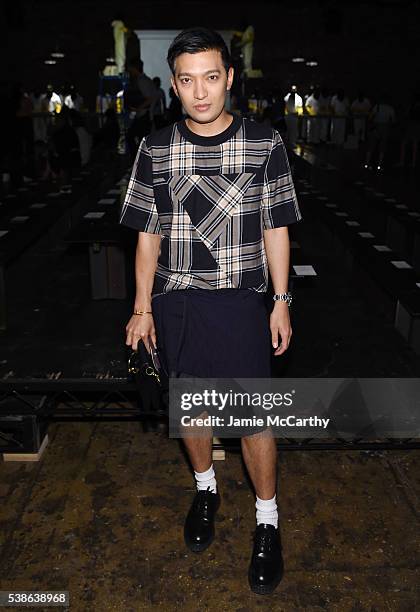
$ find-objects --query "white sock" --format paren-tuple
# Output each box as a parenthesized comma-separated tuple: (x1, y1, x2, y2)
(256, 494, 278, 528)
(194, 463, 217, 493)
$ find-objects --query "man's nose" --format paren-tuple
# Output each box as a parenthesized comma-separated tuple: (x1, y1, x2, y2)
(194, 79, 208, 100)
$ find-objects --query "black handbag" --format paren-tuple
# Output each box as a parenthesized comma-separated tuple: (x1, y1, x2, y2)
(127, 337, 169, 414)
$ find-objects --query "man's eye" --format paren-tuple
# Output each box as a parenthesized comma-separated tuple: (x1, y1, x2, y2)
(209, 75, 218, 80)
(181, 78, 191, 84)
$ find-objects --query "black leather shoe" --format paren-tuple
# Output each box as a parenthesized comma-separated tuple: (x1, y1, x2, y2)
(184, 486, 220, 552)
(248, 523, 284, 595)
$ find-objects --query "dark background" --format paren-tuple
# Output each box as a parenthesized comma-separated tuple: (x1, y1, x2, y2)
(3, 0, 419, 109)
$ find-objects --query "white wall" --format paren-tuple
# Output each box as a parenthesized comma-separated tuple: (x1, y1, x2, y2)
(134, 29, 233, 109)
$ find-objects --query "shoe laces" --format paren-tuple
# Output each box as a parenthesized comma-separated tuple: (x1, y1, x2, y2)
(254, 525, 275, 552)
(194, 486, 216, 516)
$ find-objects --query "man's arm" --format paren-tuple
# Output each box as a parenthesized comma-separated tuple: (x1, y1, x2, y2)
(134, 232, 161, 311)
(125, 232, 161, 351)
(263, 227, 292, 356)
(119, 136, 162, 350)
(261, 129, 303, 356)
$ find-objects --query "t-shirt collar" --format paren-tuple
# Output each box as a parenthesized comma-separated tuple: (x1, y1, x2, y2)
(177, 112, 242, 146)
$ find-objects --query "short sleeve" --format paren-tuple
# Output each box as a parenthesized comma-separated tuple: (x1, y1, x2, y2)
(261, 130, 303, 230)
(119, 137, 162, 234)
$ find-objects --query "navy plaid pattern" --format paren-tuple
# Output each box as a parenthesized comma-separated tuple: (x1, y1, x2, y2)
(119, 116, 303, 296)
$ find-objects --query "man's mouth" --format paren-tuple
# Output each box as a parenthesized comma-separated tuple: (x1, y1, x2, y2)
(194, 104, 211, 112)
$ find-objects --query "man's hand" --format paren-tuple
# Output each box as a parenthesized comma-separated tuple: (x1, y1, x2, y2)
(125, 313, 157, 352)
(270, 302, 292, 356)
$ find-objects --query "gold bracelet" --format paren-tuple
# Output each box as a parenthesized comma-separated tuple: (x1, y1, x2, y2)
(133, 310, 153, 315)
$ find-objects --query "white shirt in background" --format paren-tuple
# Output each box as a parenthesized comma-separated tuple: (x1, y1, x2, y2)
(305, 94, 319, 115)
(284, 92, 303, 114)
(64, 94, 84, 111)
(330, 95, 349, 116)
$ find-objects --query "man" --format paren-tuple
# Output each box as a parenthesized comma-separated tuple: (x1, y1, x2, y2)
(151, 76, 167, 130)
(63, 85, 84, 112)
(330, 88, 349, 145)
(44, 83, 62, 114)
(305, 87, 320, 144)
(125, 59, 157, 160)
(119, 27, 303, 595)
(351, 91, 371, 145)
(284, 85, 303, 147)
(364, 94, 396, 171)
(318, 86, 331, 143)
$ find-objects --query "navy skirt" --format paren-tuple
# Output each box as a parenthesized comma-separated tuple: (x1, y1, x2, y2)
(151, 288, 272, 379)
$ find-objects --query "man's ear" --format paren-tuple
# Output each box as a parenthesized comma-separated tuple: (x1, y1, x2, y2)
(226, 66, 234, 91)
(170, 76, 179, 98)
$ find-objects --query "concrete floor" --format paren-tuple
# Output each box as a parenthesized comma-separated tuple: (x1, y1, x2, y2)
(1, 421, 419, 611)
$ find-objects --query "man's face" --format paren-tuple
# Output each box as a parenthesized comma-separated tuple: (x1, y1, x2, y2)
(171, 49, 234, 123)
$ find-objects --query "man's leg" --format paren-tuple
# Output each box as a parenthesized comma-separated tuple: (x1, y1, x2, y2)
(180, 415, 216, 493)
(241, 429, 277, 499)
(242, 429, 284, 595)
(180, 414, 220, 552)
(180, 415, 213, 473)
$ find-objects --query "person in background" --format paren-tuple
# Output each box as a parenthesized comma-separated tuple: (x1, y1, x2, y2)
(284, 85, 303, 147)
(44, 84, 63, 114)
(270, 87, 285, 132)
(9, 82, 33, 185)
(70, 110, 92, 166)
(258, 90, 269, 118)
(125, 59, 158, 159)
(167, 86, 184, 122)
(351, 91, 371, 145)
(95, 107, 120, 149)
(330, 88, 349, 145)
(305, 87, 320, 144)
(49, 107, 80, 182)
(248, 89, 268, 120)
(364, 93, 396, 171)
(31, 89, 49, 143)
(318, 86, 331, 143)
(248, 90, 258, 115)
(64, 85, 84, 112)
(396, 92, 420, 170)
(151, 77, 167, 130)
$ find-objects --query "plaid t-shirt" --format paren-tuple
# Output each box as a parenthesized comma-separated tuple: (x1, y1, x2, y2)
(119, 113, 303, 297)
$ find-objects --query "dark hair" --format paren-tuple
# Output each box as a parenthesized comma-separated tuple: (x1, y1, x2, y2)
(167, 27, 232, 75)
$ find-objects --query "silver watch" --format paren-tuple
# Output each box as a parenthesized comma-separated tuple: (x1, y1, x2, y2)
(273, 292, 292, 307)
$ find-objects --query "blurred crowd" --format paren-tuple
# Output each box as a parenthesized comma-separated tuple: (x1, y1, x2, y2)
(3, 67, 419, 189)
(1, 82, 107, 188)
(232, 85, 420, 172)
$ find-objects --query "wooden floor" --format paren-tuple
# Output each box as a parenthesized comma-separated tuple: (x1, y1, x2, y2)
(0, 421, 419, 611)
